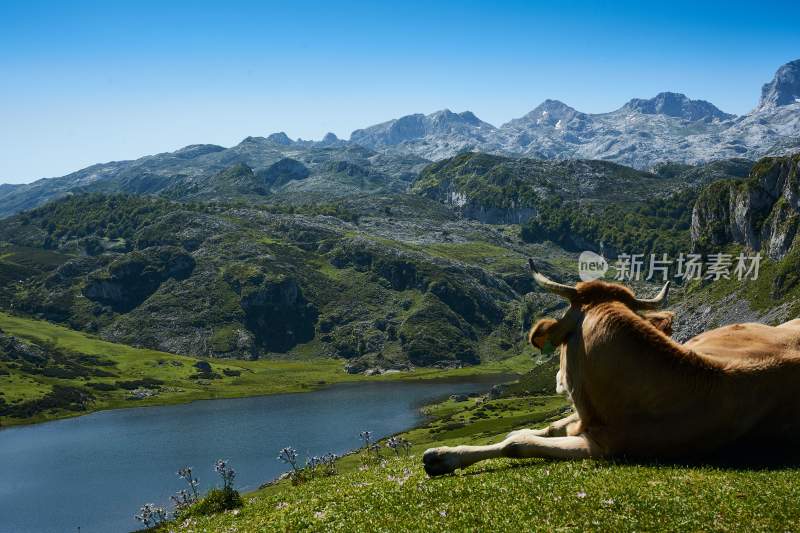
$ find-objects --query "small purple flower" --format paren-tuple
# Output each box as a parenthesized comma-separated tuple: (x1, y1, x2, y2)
(278, 447, 300, 472)
(214, 459, 236, 490)
(134, 503, 166, 527)
(177, 466, 200, 500)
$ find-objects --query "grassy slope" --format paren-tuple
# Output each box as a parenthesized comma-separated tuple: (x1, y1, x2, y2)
(171, 388, 800, 532)
(179, 458, 800, 532)
(0, 312, 530, 427)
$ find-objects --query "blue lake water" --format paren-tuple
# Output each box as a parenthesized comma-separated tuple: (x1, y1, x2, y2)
(0, 378, 504, 533)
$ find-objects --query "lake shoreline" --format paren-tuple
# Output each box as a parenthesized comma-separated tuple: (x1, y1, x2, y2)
(0, 308, 529, 430)
(0, 366, 522, 430)
(0, 379, 510, 532)
(253, 379, 507, 491)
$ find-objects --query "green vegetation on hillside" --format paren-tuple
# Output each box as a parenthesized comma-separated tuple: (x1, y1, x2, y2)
(0, 192, 546, 372)
(413, 152, 665, 209)
(0, 244, 70, 306)
(521, 188, 696, 256)
(0, 311, 529, 427)
(10, 193, 186, 248)
(414, 152, 753, 258)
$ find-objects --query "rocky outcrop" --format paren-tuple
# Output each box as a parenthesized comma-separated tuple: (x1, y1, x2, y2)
(240, 277, 318, 353)
(259, 158, 310, 189)
(691, 154, 800, 259)
(758, 59, 800, 110)
(459, 203, 536, 225)
(0, 330, 47, 365)
(83, 246, 195, 312)
(266, 132, 294, 145)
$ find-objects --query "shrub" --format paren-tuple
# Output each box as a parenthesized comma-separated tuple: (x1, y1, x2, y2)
(190, 360, 222, 380)
(177, 460, 243, 517)
(0, 385, 94, 418)
(115, 378, 163, 390)
(190, 487, 243, 515)
(87, 382, 117, 391)
(194, 361, 212, 373)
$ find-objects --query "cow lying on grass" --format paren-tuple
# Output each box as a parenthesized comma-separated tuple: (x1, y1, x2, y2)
(423, 259, 800, 476)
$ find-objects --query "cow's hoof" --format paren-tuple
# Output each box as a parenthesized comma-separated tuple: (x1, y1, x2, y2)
(423, 447, 460, 477)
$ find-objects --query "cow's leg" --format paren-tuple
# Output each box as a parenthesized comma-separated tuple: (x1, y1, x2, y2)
(506, 412, 580, 440)
(423, 433, 595, 476)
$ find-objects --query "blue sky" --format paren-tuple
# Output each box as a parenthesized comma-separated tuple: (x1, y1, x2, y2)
(1, 0, 798, 184)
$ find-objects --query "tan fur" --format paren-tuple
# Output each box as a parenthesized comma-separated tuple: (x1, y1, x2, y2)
(642, 311, 674, 336)
(423, 279, 800, 476)
(535, 281, 800, 459)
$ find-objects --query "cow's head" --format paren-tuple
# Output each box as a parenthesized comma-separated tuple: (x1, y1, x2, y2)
(526, 258, 671, 396)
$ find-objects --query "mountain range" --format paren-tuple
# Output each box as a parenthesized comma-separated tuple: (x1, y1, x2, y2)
(0, 59, 798, 219)
(351, 59, 800, 167)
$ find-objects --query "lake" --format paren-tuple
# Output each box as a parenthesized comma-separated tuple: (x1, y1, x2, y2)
(0, 378, 505, 533)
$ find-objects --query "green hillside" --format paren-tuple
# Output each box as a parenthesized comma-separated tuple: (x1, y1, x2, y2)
(0, 193, 555, 371)
(0, 311, 529, 427)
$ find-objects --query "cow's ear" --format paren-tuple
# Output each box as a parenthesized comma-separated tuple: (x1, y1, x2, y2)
(642, 311, 675, 336)
(529, 318, 559, 349)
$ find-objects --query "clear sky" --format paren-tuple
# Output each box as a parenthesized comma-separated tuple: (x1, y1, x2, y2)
(1, 0, 798, 184)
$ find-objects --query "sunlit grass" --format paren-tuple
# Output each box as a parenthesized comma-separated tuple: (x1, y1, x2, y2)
(175, 456, 800, 532)
(168, 392, 799, 532)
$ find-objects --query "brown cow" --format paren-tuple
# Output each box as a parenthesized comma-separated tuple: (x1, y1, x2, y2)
(422, 259, 800, 476)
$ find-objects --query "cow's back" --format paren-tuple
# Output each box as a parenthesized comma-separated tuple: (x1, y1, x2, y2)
(593, 321, 800, 459)
(684, 322, 800, 365)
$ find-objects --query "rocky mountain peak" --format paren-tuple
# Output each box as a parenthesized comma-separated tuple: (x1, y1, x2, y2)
(349, 109, 493, 149)
(239, 136, 267, 145)
(504, 99, 581, 129)
(172, 144, 226, 160)
(317, 132, 344, 147)
(458, 111, 483, 125)
(622, 92, 734, 121)
(759, 59, 800, 109)
(427, 109, 493, 131)
(266, 132, 294, 145)
(527, 99, 576, 116)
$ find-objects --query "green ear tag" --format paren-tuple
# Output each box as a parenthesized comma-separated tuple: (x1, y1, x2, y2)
(542, 340, 555, 355)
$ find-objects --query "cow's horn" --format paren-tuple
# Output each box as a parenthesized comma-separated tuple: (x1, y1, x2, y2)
(528, 258, 578, 300)
(633, 281, 670, 310)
